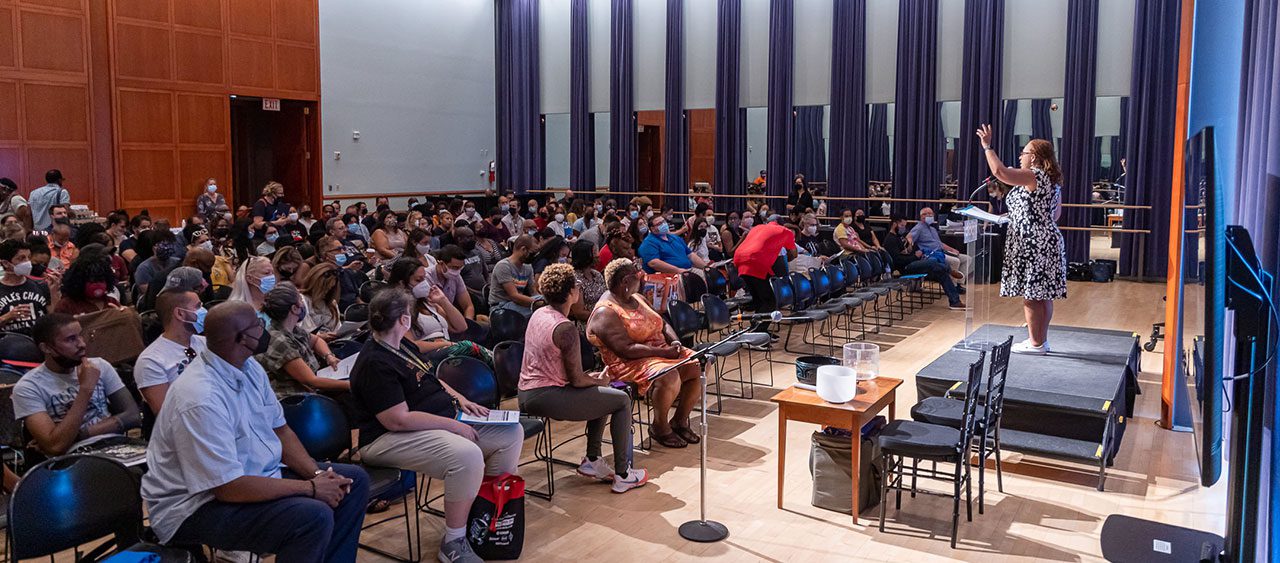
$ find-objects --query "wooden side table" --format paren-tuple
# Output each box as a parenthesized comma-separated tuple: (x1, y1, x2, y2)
(771, 378, 902, 523)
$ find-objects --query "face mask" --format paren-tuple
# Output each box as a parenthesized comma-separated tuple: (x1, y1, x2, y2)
(192, 307, 207, 333)
(655, 222, 670, 236)
(347, 223, 360, 234)
(842, 217, 853, 225)
(11, 261, 32, 277)
(527, 229, 538, 236)
(54, 217, 70, 226)
(447, 267, 463, 277)
(154, 244, 175, 261)
(265, 233, 279, 243)
(257, 274, 276, 293)
(924, 216, 935, 225)
(86, 281, 108, 299)
(207, 185, 217, 193)
(465, 208, 476, 216)
(412, 279, 432, 299)
(199, 240, 213, 252)
(296, 302, 308, 322)
(705, 215, 716, 225)
(501, 204, 510, 213)
(529, 204, 537, 212)
(335, 252, 348, 266)
(638, 224, 649, 235)
(29, 263, 46, 278)
(554, 214, 565, 223)
(855, 215, 865, 223)
(804, 225, 818, 236)
(741, 216, 754, 228)
(630, 210, 639, 220)
(557, 257, 568, 264)
(594, 205, 603, 214)
(243, 329, 271, 355)
(645, 210, 654, 219)
(288, 212, 299, 221)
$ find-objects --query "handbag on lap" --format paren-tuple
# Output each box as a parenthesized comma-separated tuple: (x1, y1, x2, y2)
(467, 473, 525, 560)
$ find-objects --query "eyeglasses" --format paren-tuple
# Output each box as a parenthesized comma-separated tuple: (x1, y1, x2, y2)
(177, 347, 197, 374)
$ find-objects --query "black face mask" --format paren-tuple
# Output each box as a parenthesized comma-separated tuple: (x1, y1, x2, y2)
(460, 240, 476, 252)
(242, 329, 271, 355)
(54, 217, 71, 226)
(28, 263, 46, 278)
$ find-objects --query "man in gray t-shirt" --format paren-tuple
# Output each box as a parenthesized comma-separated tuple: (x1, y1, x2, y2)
(487, 235, 536, 315)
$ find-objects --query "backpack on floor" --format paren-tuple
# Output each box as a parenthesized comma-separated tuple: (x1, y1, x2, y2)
(467, 473, 525, 560)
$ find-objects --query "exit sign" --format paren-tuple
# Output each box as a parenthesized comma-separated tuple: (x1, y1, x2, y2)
(262, 98, 281, 111)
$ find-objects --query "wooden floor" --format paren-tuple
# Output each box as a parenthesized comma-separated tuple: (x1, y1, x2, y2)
(355, 279, 1228, 562)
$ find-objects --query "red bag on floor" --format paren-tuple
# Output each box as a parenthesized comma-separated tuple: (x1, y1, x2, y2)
(467, 473, 525, 560)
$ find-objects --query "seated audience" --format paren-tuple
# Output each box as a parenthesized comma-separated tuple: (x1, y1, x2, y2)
(488, 235, 536, 316)
(371, 209, 407, 260)
(518, 264, 648, 492)
(49, 222, 78, 267)
(140, 301, 369, 562)
(790, 213, 829, 273)
(569, 240, 605, 326)
(841, 208, 882, 249)
(426, 245, 476, 320)
(586, 258, 703, 448)
(228, 255, 274, 311)
(351, 289, 521, 563)
(884, 215, 965, 310)
(13, 313, 140, 456)
(530, 235, 569, 291)
(908, 207, 971, 281)
(135, 229, 180, 293)
(271, 246, 309, 287)
(54, 244, 121, 314)
(0, 239, 56, 335)
(119, 214, 151, 263)
(638, 214, 706, 275)
(315, 235, 366, 311)
(385, 259, 489, 364)
(136, 290, 207, 413)
(299, 262, 342, 336)
(256, 283, 349, 398)
(401, 228, 434, 268)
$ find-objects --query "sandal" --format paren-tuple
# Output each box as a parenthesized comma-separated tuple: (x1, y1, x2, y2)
(671, 425, 701, 445)
(652, 430, 688, 448)
(366, 499, 393, 514)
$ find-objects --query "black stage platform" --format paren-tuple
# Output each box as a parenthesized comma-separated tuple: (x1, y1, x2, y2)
(915, 324, 1142, 490)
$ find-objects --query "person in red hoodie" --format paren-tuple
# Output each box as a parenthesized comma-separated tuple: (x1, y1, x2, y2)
(731, 216, 797, 336)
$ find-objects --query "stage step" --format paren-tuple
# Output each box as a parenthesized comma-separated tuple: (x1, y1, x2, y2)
(997, 428, 1109, 491)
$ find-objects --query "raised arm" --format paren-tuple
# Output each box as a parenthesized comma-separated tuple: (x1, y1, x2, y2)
(976, 124, 1036, 190)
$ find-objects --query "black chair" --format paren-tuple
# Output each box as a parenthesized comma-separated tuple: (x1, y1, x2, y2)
(280, 394, 420, 563)
(8, 454, 193, 561)
(682, 271, 708, 307)
(489, 307, 529, 343)
(702, 294, 773, 393)
(433, 357, 549, 499)
(358, 280, 386, 303)
(0, 331, 42, 370)
(704, 266, 729, 298)
(328, 338, 364, 360)
(878, 353, 986, 548)
(343, 302, 370, 323)
(910, 336, 1014, 513)
(668, 300, 738, 415)
(491, 340, 524, 400)
(773, 273, 829, 355)
(722, 263, 752, 310)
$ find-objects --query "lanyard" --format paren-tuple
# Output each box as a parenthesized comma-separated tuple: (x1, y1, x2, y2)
(378, 339, 432, 375)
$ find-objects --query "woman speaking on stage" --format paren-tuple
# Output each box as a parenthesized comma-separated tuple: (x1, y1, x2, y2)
(976, 124, 1068, 355)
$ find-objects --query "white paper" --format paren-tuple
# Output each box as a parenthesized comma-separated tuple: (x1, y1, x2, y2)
(334, 321, 364, 338)
(316, 353, 359, 380)
(955, 205, 1011, 225)
(457, 410, 521, 425)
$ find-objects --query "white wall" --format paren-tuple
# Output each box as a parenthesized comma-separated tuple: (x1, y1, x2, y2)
(1097, 0, 1135, 96)
(740, 0, 770, 107)
(540, 0, 571, 114)
(588, 0, 611, 112)
(794, 0, 833, 106)
(684, 0, 718, 109)
(937, 0, 965, 101)
(1004, 0, 1069, 99)
(545, 114, 571, 187)
(634, 0, 667, 111)
(319, 0, 495, 195)
(866, 0, 899, 103)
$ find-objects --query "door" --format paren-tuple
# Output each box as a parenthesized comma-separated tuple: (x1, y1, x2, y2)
(229, 97, 319, 213)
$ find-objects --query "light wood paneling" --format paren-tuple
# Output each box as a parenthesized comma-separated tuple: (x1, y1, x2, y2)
(274, 44, 315, 93)
(228, 0, 271, 38)
(118, 147, 175, 200)
(0, 6, 16, 69)
(25, 146, 91, 202)
(0, 148, 20, 177)
(113, 22, 171, 80)
(117, 88, 173, 144)
(272, 0, 314, 44)
(173, 0, 220, 30)
(177, 149, 226, 199)
(173, 30, 222, 85)
(0, 80, 18, 141)
(19, 9, 85, 73)
(19, 0, 83, 13)
(176, 93, 226, 145)
(228, 37, 274, 90)
(114, 0, 167, 24)
(21, 82, 88, 142)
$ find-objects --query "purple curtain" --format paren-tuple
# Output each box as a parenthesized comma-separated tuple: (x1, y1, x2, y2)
(609, 0, 636, 194)
(868, 104, 891, 181)
(1092, 137, 1107, 180)
(999, 99, 1019, 161)
(1235, 0, 1280, 552)
(664, 0, 688, 210)
(1031, 98, 1054, 141)
(828, 0, 867, 198)
(957, 0, 1004, 197)
(892, 0, 939, 216)
(495, 0, 543, 195)
(1118, 0, 1180, 278)
(766, 0, 795, 197)
(714, 0, 744, 201)
(1060, 0, 1099, 263)
(793, 106, 827, 183)
(570, 0, 595, 192)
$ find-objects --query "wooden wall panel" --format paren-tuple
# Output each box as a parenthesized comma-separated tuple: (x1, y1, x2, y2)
(228, 0, 271, 37)
(173, 30, 222, 84)
(0, 148, 19, 177)
(117, 88, 173, 144)
(118, 148, 175, 200)
(228, 37, 274, 90)
(176, 93, 226, 145)
(0, 6, 15, 69)
(25, 147, 92, 202)
(0, 81, 18, 141)
(22, 82, 88, 142)
(273, 0, 314, 44)
(114, 0, 168, 23)
(114, 22, 170, 80)
(173, 0, 220, 30)
(275, 44, 315, 93)
(177, 149, 225, 197)
(21, 0, 84, 12)
(19, 9, 85, 73)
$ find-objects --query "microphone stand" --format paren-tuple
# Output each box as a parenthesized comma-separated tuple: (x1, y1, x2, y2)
(653, 324, 755, 543)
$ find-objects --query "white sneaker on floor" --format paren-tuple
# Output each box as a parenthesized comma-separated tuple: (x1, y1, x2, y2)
(577, 456, 615, 482)
(1011, 340, 1049, 355)
(438, 536, 482, 563)
(611, 468, 649, 493)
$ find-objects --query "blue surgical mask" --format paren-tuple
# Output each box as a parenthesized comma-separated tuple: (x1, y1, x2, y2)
(258, 274, 276, 293)
(656, 222, 670, 236)
(193, 307, 207, 334)
(335, 253, 348, 266)
(347, 223, 360, 234)
(265, 233, 279, 243)
(924, 215, 935, 225)
(629, 210, 639, 220)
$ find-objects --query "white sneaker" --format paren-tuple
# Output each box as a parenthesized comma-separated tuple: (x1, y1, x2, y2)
(577, 456, 615, 482)
(1011, 340, 1049, 355)
(438, 536, 482, 563)
(611, 468, 649, 493)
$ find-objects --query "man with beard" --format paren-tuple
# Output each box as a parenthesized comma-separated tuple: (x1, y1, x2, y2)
(13, 313, 141, 456)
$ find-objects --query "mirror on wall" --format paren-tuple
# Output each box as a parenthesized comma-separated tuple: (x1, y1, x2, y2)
(592, 112, 610, 191)
(543, 113, 571, 189)
(1088, 95, 1129, 261)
